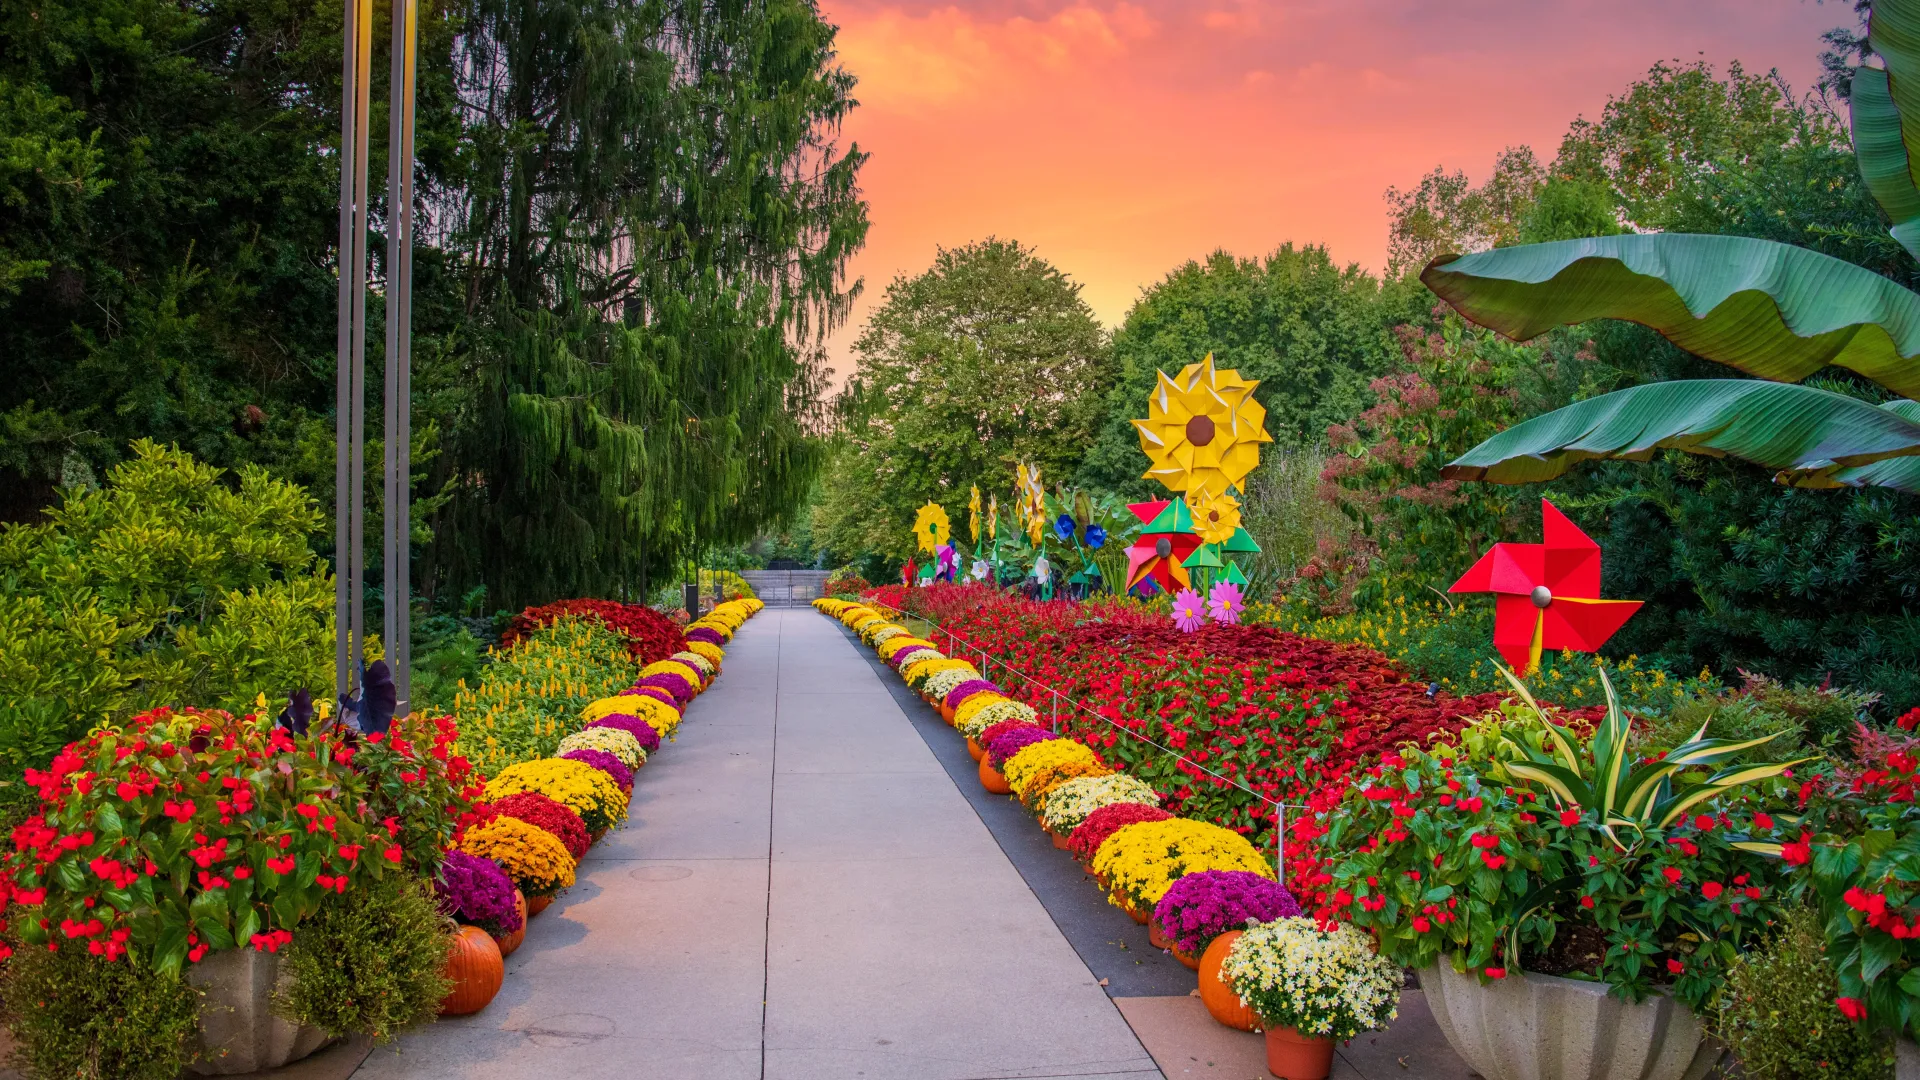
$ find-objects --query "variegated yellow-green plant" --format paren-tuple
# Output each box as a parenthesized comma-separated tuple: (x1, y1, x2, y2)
(1487, 663, 1813, 853)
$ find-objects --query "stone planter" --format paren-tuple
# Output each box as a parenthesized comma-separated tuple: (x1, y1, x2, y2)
(1900, 1036, 1919, 1080)
(187, 947, 331, 1075)
(1420, 963, 1719, 1080)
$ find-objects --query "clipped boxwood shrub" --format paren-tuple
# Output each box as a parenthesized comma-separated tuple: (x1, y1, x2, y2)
(274, 876, 453, 1043)
(1716, 906, 1894, 1080)
(0, 942, 202, 1080)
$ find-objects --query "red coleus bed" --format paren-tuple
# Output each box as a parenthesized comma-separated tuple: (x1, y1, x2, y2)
(869, 584, 1600, 902)
(2, 709, 480, 973)
(502, 599, 686, 664)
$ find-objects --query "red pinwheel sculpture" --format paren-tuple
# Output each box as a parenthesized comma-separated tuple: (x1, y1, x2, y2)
(1124, 500, 1201, 595)
(1449, 499, 1642, 672)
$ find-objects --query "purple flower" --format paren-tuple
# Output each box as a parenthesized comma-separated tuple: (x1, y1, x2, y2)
(890, 646, 939, 669)
(1150, 870, 1301, 955)
(588, 713, 661, 754)
(628, 684, 681, 711)
(684, 626, 725, 646)
(636, 671, 695, 705)
(562, 748, 634, 790)
(985, 725, 1058, 769)
(434, 851, 524, 938)
(944, 679, 1000, 710)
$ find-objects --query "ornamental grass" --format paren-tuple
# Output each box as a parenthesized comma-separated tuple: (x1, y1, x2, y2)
(485, 758, 629, 834)
(488, 792, 591, 860)
(558, 725, 647, 771)
(1003, 740, 1110, 808)
(457, 816, 576, 897)
(1091, 817, 1273, 910)
(1040, 774, 1163, 835)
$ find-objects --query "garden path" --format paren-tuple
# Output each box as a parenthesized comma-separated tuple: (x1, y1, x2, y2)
(353, 606, 1163, 1080)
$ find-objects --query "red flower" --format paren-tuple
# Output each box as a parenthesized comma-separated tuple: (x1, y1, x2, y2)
(1666, 958, 1685, 975)
(1700, 882, 1723, 900)
(1836, 997, 1867, 1022)
(1484, 967, 1506, 979)
(1662, 866, 1683, 886)
(1559, 809, 1580, 827)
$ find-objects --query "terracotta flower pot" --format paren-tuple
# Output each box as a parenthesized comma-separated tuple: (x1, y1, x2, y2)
(494, 890, 528, 957)
(590, 826, 608, 845)
(527, 893, 554, 917)
(1051, 829, 1072, 850)
(1114, 892, 1150, 925)
(979, 756, 1012, 794)
(1266, 1026, 1335, 1080)
(966, 737, 985, 762)
(1147, 919, 1172, 950)
(439, 926, 505, 1016)
(1199, 930, 1259, 1032)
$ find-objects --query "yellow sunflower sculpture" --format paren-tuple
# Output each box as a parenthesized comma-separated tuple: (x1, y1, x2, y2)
(969, 485, 982, 544)
(987, 493, 999, 540)
(913, 501, 951, 554)
(1186, 487, 1243, 545)
(1133, 353, 1273, 495)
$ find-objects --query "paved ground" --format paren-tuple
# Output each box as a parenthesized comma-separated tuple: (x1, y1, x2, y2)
(356, 607, 1161, 1080)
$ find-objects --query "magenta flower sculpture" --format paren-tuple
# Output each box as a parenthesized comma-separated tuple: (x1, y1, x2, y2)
(1207, 580, 1245, 625)
(1171, 588, 1206, 633)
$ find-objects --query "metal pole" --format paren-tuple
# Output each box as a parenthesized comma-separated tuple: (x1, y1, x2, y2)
(383, 0, 417, 715)
(335, 0, 371, 700)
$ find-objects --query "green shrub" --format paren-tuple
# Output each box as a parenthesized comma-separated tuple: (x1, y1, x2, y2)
(275, 876, 453, 1044)
(1, 944, 202, 1080)
(1716, 906, 1894, 1080)
(0, 440, 366, 775)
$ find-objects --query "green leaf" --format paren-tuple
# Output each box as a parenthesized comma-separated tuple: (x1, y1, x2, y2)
(153, 925, 188, 978)
(234, 905, 260, 948)
(1421, 235, 1920, 398)
(1440, 381, 1920, 488)
(1863, 933, 1902, 984)
(189, 888, 230, 929)
(1848, 66, 1920, 261)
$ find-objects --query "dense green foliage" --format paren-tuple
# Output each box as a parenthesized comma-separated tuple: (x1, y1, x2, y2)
(1076, 244, 1426, 497)
(815, 239, 1113, 562)
(275, 877, 454, 1043)
(0, 442, 352, 775)
(0, 0, 866, 609)
(0, 944, 202, 1080)
(1715, 907, 1896, 1080)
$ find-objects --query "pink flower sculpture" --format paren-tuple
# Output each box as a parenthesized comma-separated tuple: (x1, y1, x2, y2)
(1207, 581, 1245, 625)
(1171, 588, 1206, 633)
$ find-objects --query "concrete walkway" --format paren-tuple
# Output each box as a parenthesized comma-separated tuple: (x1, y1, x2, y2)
(355, 607, 1161, 1080)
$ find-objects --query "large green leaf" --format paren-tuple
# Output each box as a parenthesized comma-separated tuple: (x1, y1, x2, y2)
(1421, 235, 1920, 398)
(1849, 66, 1920, 261)
(1440, 380, 1920, 486)
(1828, 398, 1920, 493)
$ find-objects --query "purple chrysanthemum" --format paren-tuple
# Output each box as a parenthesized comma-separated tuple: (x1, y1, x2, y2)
(562, 748, 634, 790)
(434, 850, 524, 938)
(627, 684, 681, 711)
(1151, 870, 1300, 955)
(985, 725, 1058, 770)
(636, 671, 695, 705)
(588, 713, 662, 754)
(684, 626, 725, 646)
(945, 679, 1001, 710)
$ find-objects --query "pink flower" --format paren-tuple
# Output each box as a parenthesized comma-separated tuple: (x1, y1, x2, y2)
(1206, 582, 1246, 626)
(1171, 590, 1206, 633)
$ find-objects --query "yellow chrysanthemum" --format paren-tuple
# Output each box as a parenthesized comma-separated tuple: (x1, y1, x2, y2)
(486, 758, 630, 834)
(1185, 487, 1243, 545)
(914, 501, 951, 554)
(878, 636, 935, 661)
(557, 726, 647, 771)
(1133, 353, 1273, 495)
(1092, 817, 1273, 910)
(459, 816, 576, 896)
(624, 694, 681, 739)
(1003, 740, 1110, 808)
(684, 640, 724, 667)
(672, 651, 716, 680)
(957, 698, 1038, 739)
(953, 692, 1010, 731)
(641, 659, 702, 688)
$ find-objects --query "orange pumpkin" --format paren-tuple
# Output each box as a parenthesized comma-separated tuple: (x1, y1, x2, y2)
(527, 893, 554, 917)
(978, 755, 1012, 794)
(1199, 930, 1259, 1031)
(439, 926, 505, 1016)
(1147, 919, 1172, 950)
(494, 890, 528, 957)
(939, 702, 957, 724)
(966, 737, 984, 762)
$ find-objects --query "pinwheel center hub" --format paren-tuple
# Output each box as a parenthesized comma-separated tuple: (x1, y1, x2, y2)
(1155, 537, 1172, 558)
(1184, 414, 1216, 446)
(1531, 585, 1552, 609)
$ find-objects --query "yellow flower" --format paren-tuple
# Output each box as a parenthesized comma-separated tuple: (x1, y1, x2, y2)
(1003, 740, 1111, 809)
(1040, 774, 1162, 834)
(1092, 818, 1273, 909)
(459, 816, 576, 896)
(487, 758, 630, 834)
(557, 726, 647, 770)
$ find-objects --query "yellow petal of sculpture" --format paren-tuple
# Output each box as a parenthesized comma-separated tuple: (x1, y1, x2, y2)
(968, 485, 982, 543)
(1185, 487, 1243, 545)
(1132, 353, 1272, 495)
(913, 501, 951, 554)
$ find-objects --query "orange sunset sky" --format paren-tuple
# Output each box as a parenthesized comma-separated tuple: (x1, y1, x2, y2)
(817, 0, 1845, 377)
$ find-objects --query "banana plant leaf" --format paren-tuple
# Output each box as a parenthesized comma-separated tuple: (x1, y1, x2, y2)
(1440, 380, 1920, 488)
(1850, 66, 1920, 261)
(1421, 234, 1920, 399)
(1827, 398, 1920, 493)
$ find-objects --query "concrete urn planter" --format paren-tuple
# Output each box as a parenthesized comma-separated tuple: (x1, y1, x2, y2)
(1899, 1036, 1919, 1080)
(187, 947, 331, 1075)
(1420, 963, 1719, 1080)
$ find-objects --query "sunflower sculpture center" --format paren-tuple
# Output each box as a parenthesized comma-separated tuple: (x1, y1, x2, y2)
(1184, 414, 1216, 447)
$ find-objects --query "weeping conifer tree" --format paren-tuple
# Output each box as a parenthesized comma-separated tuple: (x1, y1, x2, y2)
(432, 0, 866, 608)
